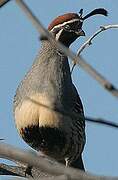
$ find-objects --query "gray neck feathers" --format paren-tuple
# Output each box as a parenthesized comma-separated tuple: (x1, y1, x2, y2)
(14, 40, 73, 109)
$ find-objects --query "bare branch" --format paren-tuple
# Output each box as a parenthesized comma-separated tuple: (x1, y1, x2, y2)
(86, 117, 118, 129)
(78, 56, 118, 98)
(0, 0, 11, 8)
(71, 25, 118, 72)
(0, 163, 26, 177)
(77, 25, 118, 56)
(0, 163, 54, 179)
(0, 163, 68, 180)
(0, 143, 118, 180)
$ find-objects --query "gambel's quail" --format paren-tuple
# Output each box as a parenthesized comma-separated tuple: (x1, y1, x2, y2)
(13, 8, 108, 170)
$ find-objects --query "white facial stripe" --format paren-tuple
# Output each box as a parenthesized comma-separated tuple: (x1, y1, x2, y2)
(50, 19, 80, 32)
(55, 29, 63, 40)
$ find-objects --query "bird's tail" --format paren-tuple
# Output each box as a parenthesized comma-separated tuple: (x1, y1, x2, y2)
(71, 155, 85, 171)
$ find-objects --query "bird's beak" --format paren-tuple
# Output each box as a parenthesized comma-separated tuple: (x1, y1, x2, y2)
(75, 29, 85, 36)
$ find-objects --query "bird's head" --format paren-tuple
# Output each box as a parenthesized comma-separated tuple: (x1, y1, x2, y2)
(48, 8, 108, 47)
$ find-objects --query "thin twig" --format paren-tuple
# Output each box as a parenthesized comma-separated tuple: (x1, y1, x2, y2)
(86, 117, 118, 129)
(77, 25, 118, 56)
(0, 143, 118, 180)
(71, 25, 118, 73)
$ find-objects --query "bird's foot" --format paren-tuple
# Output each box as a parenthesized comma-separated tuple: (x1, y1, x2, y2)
(65, 158, 70, 167)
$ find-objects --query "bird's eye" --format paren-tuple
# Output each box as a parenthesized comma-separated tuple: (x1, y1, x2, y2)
(64, 24, 70, 30)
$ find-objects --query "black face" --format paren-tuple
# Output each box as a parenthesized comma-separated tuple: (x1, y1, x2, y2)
(56, 20, 85, 47)
(59, 30, 79, 47)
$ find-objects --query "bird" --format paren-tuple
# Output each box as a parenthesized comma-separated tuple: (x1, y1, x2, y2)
(13, 8, 108, 171)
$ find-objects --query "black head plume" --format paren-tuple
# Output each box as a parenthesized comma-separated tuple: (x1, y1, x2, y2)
(82, 8, 108, 20)
(79, 9, 83, 18)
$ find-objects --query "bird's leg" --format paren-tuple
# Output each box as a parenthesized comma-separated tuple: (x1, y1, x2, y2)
(65, 158, 70, 167)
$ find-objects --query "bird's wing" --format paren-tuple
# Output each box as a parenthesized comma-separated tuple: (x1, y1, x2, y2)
(71, 84, 86, 147)
(72, 84, 84, 117)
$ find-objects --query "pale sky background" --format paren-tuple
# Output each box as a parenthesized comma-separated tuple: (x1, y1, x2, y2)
(0, 0, 118, 178)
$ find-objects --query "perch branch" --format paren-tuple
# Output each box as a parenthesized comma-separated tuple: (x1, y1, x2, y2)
(0, 163, 68, 179)
(0, 163, 26, 177)
(0, 143, 118, 180)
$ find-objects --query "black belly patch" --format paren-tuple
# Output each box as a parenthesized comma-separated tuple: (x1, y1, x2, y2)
(20, 125, 66, 157)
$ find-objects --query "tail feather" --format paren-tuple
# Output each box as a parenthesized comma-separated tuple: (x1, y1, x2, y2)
(70, 155, 85, 171)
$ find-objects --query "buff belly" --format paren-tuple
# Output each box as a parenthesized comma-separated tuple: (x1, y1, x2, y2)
(14, 93, 69, 160)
